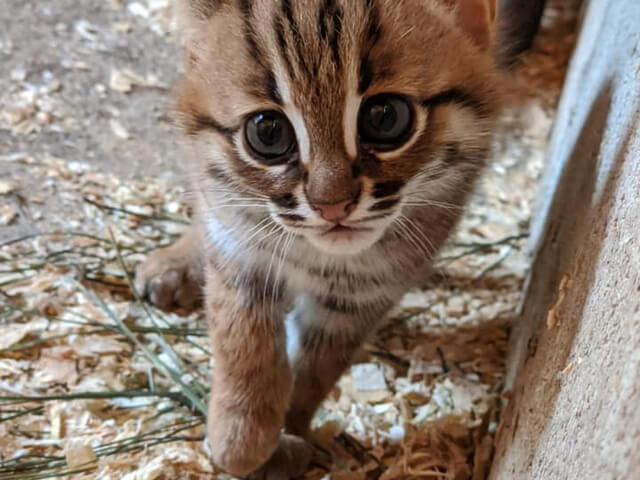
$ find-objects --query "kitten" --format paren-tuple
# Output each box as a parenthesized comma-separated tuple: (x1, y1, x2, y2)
(136, 0, 507, 477)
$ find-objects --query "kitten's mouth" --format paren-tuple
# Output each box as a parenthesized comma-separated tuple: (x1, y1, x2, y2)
(306, 222, 382, 255)
(322, 224, 370, 235)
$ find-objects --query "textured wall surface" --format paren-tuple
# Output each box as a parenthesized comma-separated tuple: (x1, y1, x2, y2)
(490, 1, 640, 479)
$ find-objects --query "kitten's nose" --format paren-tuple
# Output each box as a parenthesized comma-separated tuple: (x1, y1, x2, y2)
(312, 199, 354, 223)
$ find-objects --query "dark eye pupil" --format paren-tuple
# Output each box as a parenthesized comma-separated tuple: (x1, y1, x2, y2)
(369, 104, 397, 132)
(256, 116, 283, 146)
(245, 110, 297, 164)
(358, 94, 413, 150)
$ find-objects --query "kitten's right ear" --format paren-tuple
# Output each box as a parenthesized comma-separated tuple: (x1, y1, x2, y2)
(441, 0, 498, 50)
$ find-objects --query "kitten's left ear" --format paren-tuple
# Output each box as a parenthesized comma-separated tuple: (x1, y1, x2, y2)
(444, 0, 498, 49)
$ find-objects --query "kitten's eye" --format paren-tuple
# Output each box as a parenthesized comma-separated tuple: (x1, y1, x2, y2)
(358, 95, 414, 150)
(245, 111, 297, 164)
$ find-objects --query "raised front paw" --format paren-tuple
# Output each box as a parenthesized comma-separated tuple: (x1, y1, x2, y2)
(134, 233, 203, 311)
(248, 434, 312, 480)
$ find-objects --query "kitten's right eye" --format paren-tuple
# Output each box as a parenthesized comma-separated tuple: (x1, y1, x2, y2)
(245, 111, 297, 164)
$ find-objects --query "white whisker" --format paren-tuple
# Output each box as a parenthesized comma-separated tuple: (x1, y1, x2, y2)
(394, 215, 434, 260)
(404, 216, 437, 257)
(271, 232, 295, 315)
(263, 229, 288, 308)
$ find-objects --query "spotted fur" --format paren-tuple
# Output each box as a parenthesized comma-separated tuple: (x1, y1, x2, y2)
(138, 0, 507, 477)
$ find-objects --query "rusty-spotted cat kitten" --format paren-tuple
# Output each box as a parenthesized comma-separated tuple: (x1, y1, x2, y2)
(136, 0, 509, 477)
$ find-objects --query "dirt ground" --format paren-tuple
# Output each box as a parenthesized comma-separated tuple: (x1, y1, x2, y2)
(1, 0, 182, 241)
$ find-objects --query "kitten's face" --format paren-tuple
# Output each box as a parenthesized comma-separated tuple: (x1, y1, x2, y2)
(179, 0, 502, 256)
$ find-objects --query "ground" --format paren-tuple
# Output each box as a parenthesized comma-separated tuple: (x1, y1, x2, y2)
(0, 0, 181, 241)
(0, 1, 578, 479)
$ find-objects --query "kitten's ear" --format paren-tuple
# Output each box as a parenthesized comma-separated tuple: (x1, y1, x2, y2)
(443, 0, 498, 49)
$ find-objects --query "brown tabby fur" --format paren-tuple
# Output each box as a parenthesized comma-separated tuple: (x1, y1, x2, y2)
(136, 0, 505, 477)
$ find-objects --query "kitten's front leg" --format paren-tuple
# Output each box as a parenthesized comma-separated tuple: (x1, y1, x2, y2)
(205, 260, 293, 477)
(284, 298, 392, 438)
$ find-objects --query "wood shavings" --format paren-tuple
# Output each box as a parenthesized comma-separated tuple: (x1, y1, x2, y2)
(49, 404, 65, 439)
(109, 69, 163, 94)
(110, 119, 131, 140)
(0, 204, 18, 226)
(0, 179, 19, 195)
(560, 361, 574, 376)
(35, 357, 79, 385)
(65, 440, 97, 469)
(75, 20, 100, 43)
(352, 363, 388, 392)
(110, 69, 144, 93)
(128, 2, 151, 19)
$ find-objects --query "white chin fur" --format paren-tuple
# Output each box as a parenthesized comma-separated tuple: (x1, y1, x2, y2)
(303, 228, 382, 256)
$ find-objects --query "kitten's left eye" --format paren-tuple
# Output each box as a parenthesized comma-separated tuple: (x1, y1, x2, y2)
(358, 94, 414, 150)
(245, 111, 297, 164)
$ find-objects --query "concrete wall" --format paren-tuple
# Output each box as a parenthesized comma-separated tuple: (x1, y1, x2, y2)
(490, 1, 640, 479)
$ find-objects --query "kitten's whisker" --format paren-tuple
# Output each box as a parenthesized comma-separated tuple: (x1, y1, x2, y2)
(402, 197, 463, 212)
(404, 216, 437, 258)
(227, 216, 272, 249)
(394, 215, 434, 260)
(215, 218, 277, 272)
(207, 196, 269, 203)
(272, 232, 295, 316)
(206, 193, 270, 200)
(393, 217, 426, 259)
(279, 223, 318, 230)
(263, 230, 287, 308)
(204, 187, 269, 198)
(210, 204, 271, 209)
(349, 213, 391, 224)
(209, 198, 269, 204)
(402, 203, 462, 212)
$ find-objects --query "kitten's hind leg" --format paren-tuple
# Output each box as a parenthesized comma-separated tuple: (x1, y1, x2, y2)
(134, 225, 204, 310)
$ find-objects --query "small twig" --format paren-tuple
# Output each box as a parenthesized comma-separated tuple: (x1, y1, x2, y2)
(436, 347, 449, 374)
(0, 329, 111, 353)
(474, 245, 516, 279)
(0, 419, 204, 479)
(0, 406, 44, 423)
(78, 283, 207, 415)
(336, 432, 384, 470)
(452, 233, 529, 249)
(0, 390, 192, 407)
(108, 229, 209, 397)
(58, 315, 206, 337)
(366, 348, 410, 369)
(0, 232, 110, 250)
(437, 232, 528, 265)
(83, 197, 189, 225)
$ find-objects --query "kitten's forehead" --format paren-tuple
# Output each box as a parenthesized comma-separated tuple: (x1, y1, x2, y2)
(181, 0, 502, 185)
(188, 0, 494, 115)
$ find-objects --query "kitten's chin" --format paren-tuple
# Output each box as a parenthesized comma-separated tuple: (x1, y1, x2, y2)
(303, 227, 382, 256)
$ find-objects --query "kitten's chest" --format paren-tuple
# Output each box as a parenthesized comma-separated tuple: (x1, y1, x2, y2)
(280, 242, 416, 302)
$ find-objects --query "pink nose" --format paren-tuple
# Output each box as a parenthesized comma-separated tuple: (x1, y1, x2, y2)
(313, 200, 353, 223)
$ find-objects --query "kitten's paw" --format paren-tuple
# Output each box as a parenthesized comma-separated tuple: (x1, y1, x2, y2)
(207, 410, 282, 477)
(249, 434, 312, 480)
(134, 242, 202, 311)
